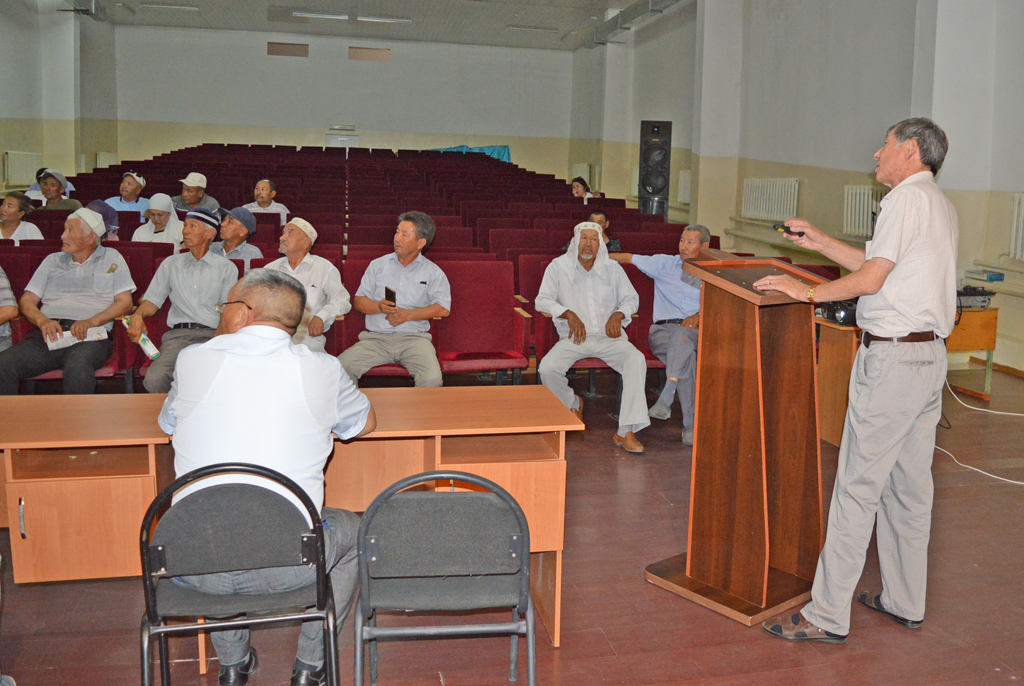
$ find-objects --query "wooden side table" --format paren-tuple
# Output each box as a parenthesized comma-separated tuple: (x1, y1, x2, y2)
(946, 307, 998, 401)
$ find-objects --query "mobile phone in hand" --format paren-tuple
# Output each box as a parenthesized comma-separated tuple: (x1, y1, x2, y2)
(384, 287, 397, 304)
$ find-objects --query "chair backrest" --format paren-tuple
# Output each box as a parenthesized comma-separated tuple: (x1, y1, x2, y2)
(0, 253, 32, 298)
(358, 471, 530, 614)
(433, 261, 515, 354)
(141, 463, 327, 621)
(487, 229, 546, 262)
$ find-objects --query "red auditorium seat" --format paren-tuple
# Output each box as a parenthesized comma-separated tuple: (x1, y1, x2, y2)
(487, 229, 547, 262)
(622, 263, 667, 373)
(432, 260, 530, 383)
(0, 253, 32, 298)
(617, 232, 681, 255)
(475, 218, 531, 251)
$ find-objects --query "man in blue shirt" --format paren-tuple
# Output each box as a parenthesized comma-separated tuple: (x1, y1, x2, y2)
(610, 224, 710, 445)
(104, 172, 149, 221)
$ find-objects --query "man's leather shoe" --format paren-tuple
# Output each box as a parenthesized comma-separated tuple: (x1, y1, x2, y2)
(612, 431, 644, 454)
(219, 648, 258, 686)
(857, 591, 923, 628)
(291, 665, 327, 686)
(762, 611, 846, 643)
(570, 395, 584, 422)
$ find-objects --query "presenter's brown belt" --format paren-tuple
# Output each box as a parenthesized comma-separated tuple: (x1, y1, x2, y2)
(861, 331, 937, 348)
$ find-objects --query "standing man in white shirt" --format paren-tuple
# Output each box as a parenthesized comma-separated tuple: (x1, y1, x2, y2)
(244, 179, 290, 226)
(338, 211, 451, 387)
(127, 209, 237, 393)
(264, 218, 350, 353)
(757, 118, 958, 643)
(610, 225, 710, 446)
(536, 222, 648, 454)
(159, 268, 376, 686)
(104, 171, 150, 221)
(211, 207, 264, 270)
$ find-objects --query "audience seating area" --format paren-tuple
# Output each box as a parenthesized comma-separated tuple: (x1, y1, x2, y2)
(2, 143, 835, 392)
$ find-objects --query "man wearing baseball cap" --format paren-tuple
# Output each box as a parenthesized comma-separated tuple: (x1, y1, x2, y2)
(128, 209, 237, 393)
(264, 218, 350, 352)
(211, 207, 263, 270)
(105, 172, 149, 221)
(39, 169, 83, 211)
(0, 208, 135, 395)
(172, 172, 220, 214)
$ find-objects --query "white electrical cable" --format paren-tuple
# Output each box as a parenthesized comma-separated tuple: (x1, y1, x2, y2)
(937, 379, 1024, 485)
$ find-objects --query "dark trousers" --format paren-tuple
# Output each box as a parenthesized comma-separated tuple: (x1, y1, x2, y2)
(0, 328, 112, 395)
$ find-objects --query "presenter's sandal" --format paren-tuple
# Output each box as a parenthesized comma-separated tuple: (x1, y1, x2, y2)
(762, 612, 847, 643)
(612, 431, 644, 454)
(219, 648, 258, 686)
(291, 664, 326, 686)
(857, 591, 923, 628)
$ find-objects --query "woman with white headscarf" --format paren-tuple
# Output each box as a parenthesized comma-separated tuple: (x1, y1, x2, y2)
(535, 221, 649, 454)
(133, 193, 183, 245)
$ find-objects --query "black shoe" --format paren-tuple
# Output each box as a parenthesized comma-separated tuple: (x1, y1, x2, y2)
(219, 648, 258, 686)
(291, 665, 326, 686)
(857, 591, 924, 628)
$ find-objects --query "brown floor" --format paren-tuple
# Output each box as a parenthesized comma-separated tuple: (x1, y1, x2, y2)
(1, 365, 1022, 685)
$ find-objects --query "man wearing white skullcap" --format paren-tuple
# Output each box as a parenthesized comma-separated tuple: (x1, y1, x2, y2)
(536, 221, 649, 453)
(263, 218, 350, 353)
(0, 208, 136, 394)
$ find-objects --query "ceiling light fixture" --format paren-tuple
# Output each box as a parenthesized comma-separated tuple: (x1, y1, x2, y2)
(506, 25, 559, 35)
(292, 11, 349, 20)
(139, 3, 199, 10)
(356, 15, 412, 24)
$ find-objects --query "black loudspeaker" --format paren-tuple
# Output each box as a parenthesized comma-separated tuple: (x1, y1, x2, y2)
(639, 120, 672, 218)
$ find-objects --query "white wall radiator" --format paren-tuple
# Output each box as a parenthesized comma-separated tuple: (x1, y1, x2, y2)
(1011, 193, 1024, 261)
(96, 152, 119, 169)
(741, 177, 798, 221)
(843, 185, 885, 238)
(3, 150, 44, 187)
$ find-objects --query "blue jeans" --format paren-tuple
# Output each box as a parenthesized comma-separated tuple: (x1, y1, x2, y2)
(173, 508, 360, 668)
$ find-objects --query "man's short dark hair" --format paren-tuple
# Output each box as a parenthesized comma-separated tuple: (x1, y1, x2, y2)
(236, 269, 306, 331)
(259, 179, 277, 193)
(588, 209, 608, 222)
(684, 224, 712, 246)
(398, 211, 436, 249)
(889, 117, 948, 175)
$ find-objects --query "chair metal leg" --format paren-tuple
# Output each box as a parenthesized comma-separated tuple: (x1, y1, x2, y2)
(509, 609, 519, 682)
(158, 632, 171, 686)
(125, 368, 135, 394)
(141, 619, 153, 686)
(326, 607, 340, 686)
(369, 614, 378, 686)
(513, 368, 522, 385)
(526, 596, 536, 686)
(354, 603, 364, 686)
(496, 369, 506, 385)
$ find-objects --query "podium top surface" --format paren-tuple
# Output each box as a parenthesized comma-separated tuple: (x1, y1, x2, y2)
(684, 258, 827, 306)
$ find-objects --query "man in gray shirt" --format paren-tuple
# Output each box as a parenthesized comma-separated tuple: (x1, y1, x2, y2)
(211, 207, 264, 271)
(0, 207, 135, 394)
(172, 172, 220, 214)
(127, 209, 238, 393)
(338, 211, 451, 387)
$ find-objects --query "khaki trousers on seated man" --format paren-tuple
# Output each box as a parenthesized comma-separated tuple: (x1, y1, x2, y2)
(536, 222, 649, 453)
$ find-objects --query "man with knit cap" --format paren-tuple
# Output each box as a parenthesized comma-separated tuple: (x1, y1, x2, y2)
(264, 218, 350, 353)
(172, 172, 220, 213)
(128, 209, 237, 393)
(0, 208, 135, 395)
(212, 207, 263, 270)
(536, 221, 648, 453)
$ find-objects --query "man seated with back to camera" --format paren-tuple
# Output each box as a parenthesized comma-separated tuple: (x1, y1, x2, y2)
(0, 208, 135, 395)
(338, 211, 451, 387)
(536, 221, 649, 453)
(610, 224, 711, 446)
(159, 269, 376, 686)
(128, 209, 237, 393)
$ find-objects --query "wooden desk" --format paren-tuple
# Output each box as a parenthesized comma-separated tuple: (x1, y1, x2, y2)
(0, 386, 581, 646)
(0, 394, 173, 583)
(815, 317, 860, 447)
(326, 385, 583, 646)
(946, 308, 998, 401)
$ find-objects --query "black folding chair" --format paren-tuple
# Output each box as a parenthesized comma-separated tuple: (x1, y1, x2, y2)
(139, 463, 340, 686)
(355, 470, 536, 686)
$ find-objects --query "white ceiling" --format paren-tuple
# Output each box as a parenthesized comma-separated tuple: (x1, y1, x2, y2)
(90, 0, 627, 51)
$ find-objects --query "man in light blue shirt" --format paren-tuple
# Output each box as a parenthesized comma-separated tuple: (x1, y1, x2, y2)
(338, 211, 451, 387)
(104, 172, 149, 221)
(127, 209, 237, 393)
(610, 224, 710, 445)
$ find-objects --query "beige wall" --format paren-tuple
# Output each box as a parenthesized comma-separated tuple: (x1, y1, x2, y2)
(78, 118, 119, 168)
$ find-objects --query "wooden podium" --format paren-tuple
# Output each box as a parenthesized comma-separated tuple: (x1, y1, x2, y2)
(645, 256, 827, 625)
